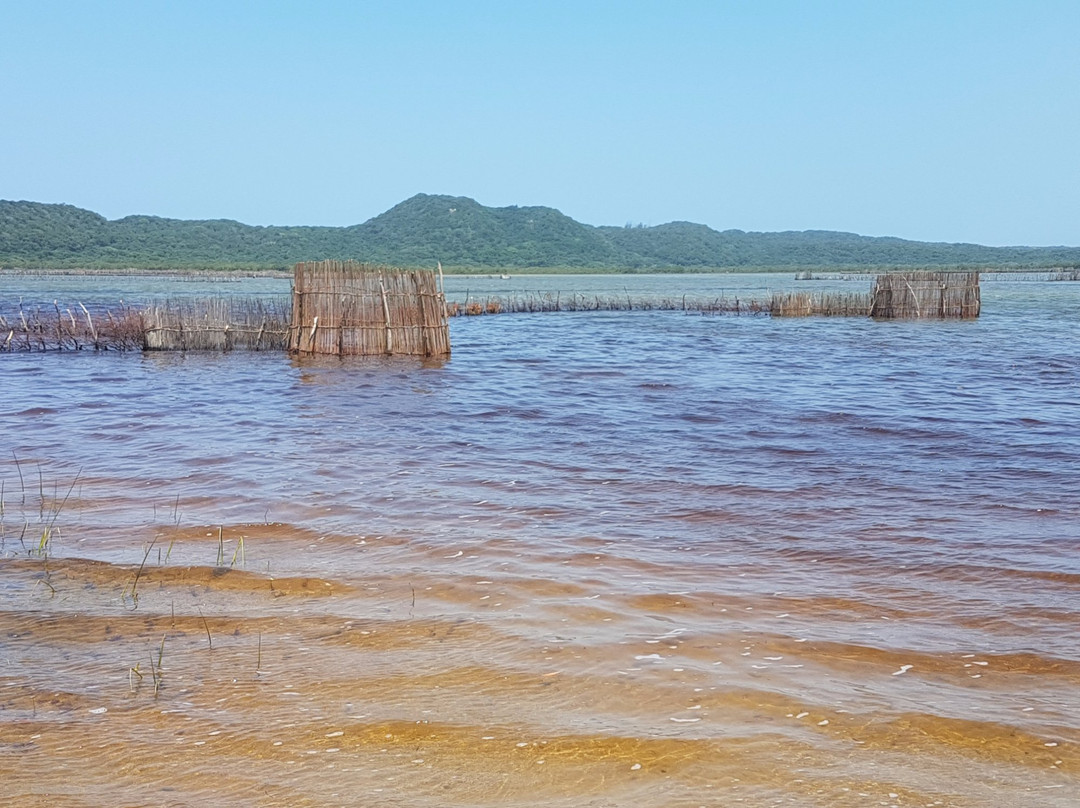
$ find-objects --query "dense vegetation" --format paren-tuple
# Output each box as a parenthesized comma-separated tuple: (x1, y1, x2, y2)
(2, 194, 1078, 272)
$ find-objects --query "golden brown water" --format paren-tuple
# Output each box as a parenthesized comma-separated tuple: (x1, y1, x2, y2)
(2, 278, 1079, 806)
(2, 519, 1076, 807)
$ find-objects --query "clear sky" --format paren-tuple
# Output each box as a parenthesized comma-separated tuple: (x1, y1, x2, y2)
(3, 0, 1078, 246)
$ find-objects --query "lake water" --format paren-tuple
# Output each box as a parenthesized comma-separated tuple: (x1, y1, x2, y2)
(1, 273, 1078, 807)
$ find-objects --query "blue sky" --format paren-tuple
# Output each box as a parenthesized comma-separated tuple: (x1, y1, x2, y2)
(3, 1, 1078, 245)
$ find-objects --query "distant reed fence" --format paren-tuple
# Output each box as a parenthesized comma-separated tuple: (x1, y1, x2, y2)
(289, 261, 450, 357)
(447, 292, 770, 316)
(446, 291, 871, 317)
(983, 269, 1080, 282)
(448, 271, 979, 320)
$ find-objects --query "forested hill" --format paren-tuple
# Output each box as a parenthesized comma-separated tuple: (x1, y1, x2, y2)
(2, 194, 1078, 271)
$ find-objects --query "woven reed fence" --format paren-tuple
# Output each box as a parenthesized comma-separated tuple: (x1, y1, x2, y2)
(446, 293, 768, 316)
(143, 298, 290, 350)
(289, 261, 450, 357)
(869, 271, 980, 319)
(0, 299, 291, 352)
(446, 273, 978, 320)
(983, 269, 1080, 282)
(769, 291, 872, 317)
(445, 291, 871, 317)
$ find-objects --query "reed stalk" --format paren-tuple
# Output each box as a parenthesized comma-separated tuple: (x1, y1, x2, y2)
(32, 469, 80, 558)
(124, 537, 158, 608)
(12, 452, 25, 506)
(198, 608, 213, 650)
(129, 662, 143, 693)
(230, 534, 245, 568)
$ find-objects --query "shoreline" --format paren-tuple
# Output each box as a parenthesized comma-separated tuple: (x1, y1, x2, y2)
(6, 264, 1078, 281)
(0, 267, 294, 280)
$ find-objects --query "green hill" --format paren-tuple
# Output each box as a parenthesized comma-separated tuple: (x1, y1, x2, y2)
(2, 194, 1078, 271)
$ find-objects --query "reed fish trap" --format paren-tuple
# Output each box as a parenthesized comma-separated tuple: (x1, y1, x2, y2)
(289, 260, 450, 357)
(869, 271, 981, 319)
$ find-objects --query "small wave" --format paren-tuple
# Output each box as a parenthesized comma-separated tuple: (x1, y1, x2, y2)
(15, 407, 58, 416)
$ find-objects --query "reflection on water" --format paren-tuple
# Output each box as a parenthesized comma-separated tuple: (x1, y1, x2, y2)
(0, 275, 1078, 806)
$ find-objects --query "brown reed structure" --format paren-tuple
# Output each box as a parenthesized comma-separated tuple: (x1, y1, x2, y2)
(1, 302, 145, 352)
(0, 299, 290, 353)
(0, 268, 984, 355)
(445, 292, 774, 316)
(288, 261, 450, 357)
(444, 273, 979, 320)
(769, 291, 872, 317)
(445, 290, 871, 317)
(869, 271, 981, 319)
(143, 298, 290, 351)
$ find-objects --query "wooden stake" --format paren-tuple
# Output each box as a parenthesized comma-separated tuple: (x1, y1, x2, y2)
(79, 302, 98, 346)
(379, 278, 393, 354)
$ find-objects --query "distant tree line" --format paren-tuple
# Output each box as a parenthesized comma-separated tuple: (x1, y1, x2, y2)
(2, 194, 1078, 272)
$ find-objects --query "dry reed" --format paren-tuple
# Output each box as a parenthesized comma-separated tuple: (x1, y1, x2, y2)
(143, 298, 289, 351)
(446, 292, 772, 316)
(445, 291, 868, 317)
(448, 273, 979, 320)
(769, 291, 872, 317)
(983, 269, 1080, 282)
(0, 299, 289, 352)
(0, 302, 145, 352)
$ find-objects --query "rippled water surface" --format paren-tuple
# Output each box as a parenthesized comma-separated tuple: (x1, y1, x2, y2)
(1, 274, 1078, 807)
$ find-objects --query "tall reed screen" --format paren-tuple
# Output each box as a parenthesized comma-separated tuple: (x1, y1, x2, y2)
(289, 261, 450, 357)
(870, 271, 980, 319)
